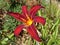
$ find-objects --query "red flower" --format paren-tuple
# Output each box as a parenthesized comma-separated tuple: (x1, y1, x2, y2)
(7, 5, 46, 42)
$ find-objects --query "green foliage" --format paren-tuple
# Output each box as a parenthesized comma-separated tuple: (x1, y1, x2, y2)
(0, 0, 10, 10)
(3, 15, 20, 31)
(0, 0, 60, 45)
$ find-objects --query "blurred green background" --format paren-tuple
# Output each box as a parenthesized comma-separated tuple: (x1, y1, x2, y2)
(0, 0, 60, 45)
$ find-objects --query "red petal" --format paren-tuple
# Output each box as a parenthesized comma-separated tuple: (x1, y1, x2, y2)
(22, 6, 28, 14)
(22, 6, 29, 18)
(34, 16, 46, 25)
(27, 24, 42, 42)
(30, 5, 44, 17)
(14, 25, 24, 37)
(7, 12, 26, 22)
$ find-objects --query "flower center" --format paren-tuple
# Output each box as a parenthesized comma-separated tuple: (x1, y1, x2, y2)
(25, 19, 33, 26)
(24, 14, 33, 26)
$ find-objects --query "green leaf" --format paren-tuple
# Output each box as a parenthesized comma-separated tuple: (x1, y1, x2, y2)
(1, 38, 8, 44)
(51, 26, 58, 39)
(47, 24, 59, 45)
(47, 38, 54, 45)
(41, 26, 48, 40)
(7, 33, 14, 39)
(38, 10, 42, 16)
(51, 19, 59, 30)
(40, 42, 44, 45)
(28, 38, 31, 45)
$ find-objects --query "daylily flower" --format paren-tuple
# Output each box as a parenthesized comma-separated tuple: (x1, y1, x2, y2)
(7, 5, 46, 42)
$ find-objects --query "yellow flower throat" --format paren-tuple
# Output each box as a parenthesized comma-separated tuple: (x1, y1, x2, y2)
(25, 14, 33, 26)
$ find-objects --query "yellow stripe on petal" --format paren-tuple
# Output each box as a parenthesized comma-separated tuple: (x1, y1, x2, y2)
(20, 18, 26, 23)
(26, 14, 30, 20)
